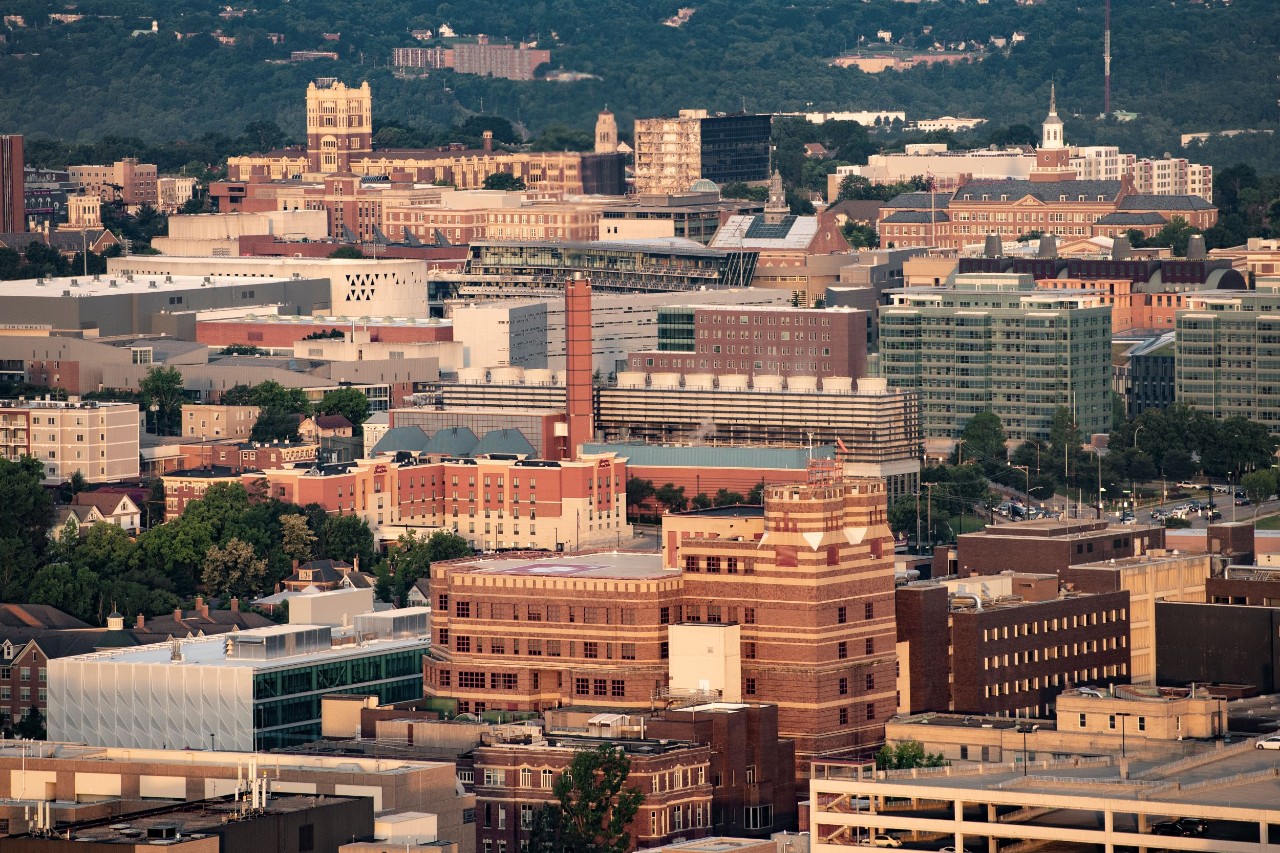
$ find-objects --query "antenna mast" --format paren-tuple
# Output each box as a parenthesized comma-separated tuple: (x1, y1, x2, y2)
(1103, 0, 1112, 116)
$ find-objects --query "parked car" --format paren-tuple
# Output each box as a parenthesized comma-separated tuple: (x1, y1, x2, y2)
(1173, 818, 1209, 835)
(1152, 821, 1192, 836)
(1176, 481, 1200, 490)
(861, 834, 902, 848)
(1236, 497, 1252, 506)
(1150, 509, 1168, 520)
(1208, 510, 1222, 521)
(1256, 735, 1280, 750)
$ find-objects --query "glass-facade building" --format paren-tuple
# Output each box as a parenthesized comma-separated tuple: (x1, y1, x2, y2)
(50, 627, 429, 752)
(1177, 290, 1280, 429)
(699, 114, 772, 185)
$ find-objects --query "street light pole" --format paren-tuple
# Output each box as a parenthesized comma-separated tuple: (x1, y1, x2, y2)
(1116, 712, 1131, 760)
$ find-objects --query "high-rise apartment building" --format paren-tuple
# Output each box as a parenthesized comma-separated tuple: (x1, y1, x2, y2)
(879, 272, 1112, 443)
(1176, 289, 1280, 428)
(0, 133, 25, 232)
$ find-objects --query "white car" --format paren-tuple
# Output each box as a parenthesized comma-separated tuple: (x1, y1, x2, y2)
(861, 835, 902, 848)
(1256, 735, 1280, 750)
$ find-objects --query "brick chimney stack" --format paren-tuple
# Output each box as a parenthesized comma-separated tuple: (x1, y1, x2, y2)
(565, 274, 594, 461)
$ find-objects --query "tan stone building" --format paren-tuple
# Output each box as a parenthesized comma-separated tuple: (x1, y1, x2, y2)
(67, 158, 158, 208)
(0, 398, 139, 484)
(182, 403, 261, 441)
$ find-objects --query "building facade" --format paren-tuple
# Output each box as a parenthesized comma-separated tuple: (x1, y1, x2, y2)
(425, 477, 899, 770)
(0, 398, 139, 484)
(1176, 289, 1280, 428)
(0, 134, 23, 233)
(67, 158, 158, 208)
(878, 273, 1112, 442)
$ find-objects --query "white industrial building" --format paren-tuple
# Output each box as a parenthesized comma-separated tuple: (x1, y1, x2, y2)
(48, 608, 431, 752)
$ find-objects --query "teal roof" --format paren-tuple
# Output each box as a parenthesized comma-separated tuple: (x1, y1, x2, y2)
(425, 427, 481, 456)
(473, 429, 537, 457)
(582, 443, 835, 469)
(371, 426, 432, 455)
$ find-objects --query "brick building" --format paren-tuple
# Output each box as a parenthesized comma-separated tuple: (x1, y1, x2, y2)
(0, 133, 22, 233)
(934, 518, 1164, 578)
(425, 476, 898, 770)
(472, 737, 712, 853)
(625, 305, 868, 381)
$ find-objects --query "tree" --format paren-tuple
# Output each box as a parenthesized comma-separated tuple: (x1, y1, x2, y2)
(280, 513, 316, 563)
(251, 408, 301, 443)
(747, 480, 766, 504)
(483, 172, 527, 191)
(654, 483, 687, 514)
(690, 492, 713, 510)
(956, 411, 1007, 467)
(15, 707, 45, 741)
(874, 739, 947, 770)
(527, 744, 644, 853)
(1241, 469, 1277, 515)
(318, 387, 371, 436)
(328, 246, 364, 259)
(423, 529, 473, 563)
(323, 514, 376, 567)
(140, 366, 185, 436)
(203, 537, 268, 600)
(27, 563, 101, 623)
(713, 488, 745, 507)
(0, 457, 54, 599)
(625, 477, 655, 516)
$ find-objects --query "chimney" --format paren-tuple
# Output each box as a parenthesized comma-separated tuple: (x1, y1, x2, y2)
(230, 597, 240, 613)
(292, 558, 299, 572)
(482, 130, 494, 152)
(135, 613, 146, 630)
(565, 274, 594, 461)
(1037, 233, 1058, 259)
(984, 233, 1003, 258)
(196, 595, 209, 619)
(173, 607, 183, 622)
(353, 554, 360, 573)
(1186, 233, 1207, 260)
(1111, 234, 1131, 261)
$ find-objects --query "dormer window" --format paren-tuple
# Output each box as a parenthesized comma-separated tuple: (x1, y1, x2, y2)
(2, 641, 12, 660)
(1059, 195, 1067, 202)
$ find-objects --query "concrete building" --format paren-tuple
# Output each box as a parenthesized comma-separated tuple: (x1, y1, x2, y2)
(48, 620, 430, 752)
(1176, 288, 1280, 428)
(2, 134, 26, 233)
(599, 191, 763, 246)
(807, 743, 1280, 853)
(0, 743, 473, 852)
(67, 158, 158, 208)
(597, 377, 921, 504)
(152, 209, 328, 255)
(448, 301, 548, 369)
(5, 793, 375, 853)
(632, 111, 772, 194)
(707, 207, 855, 306)
(0, 398, 139, 484)
(107, 255, 428, 319)
(425, 476, 899, 770)
(878, 272, 1112, 443)
(0, 273, 329, 338)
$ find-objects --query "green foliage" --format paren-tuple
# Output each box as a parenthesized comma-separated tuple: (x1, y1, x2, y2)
(318, 387, 371, 435)
(323, 514, 376, 567)
(202, 537, 268, 600)
(625, 477, 655, 514)
(713, 488, 745, 507)
(301, 328, 345, 340)
(139, 366, 185, 436)
(15, 707, 46, 741)
(956, 411, 1007, 467)
(842, 221, 880, 249)
(221, 344, 264, 355)
(0, 457, 54, 600)
(722, 183, 769, 203)
(1241, 469, 1278, 513)
(0, 242, 115, 282)
(483, 172, 528, 191)
(328, 246, 365, 259)
(654, 483, 687, 514)
(874, 739, 947, 771)
(528, 123, 593, 152)
(528, 745, 644, 853)
(280, 513, 316, 563)
(1115, 403, 1277, 480)
(837, 174, 928, 202)
(690, 492, 713, 510)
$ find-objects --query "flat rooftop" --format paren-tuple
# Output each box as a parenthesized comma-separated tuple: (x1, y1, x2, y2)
(454, 550, 672, 581)
(52, 624, 429, 670)
(202, 314, 453, 328)
(16, 793, 366, 845)
(0, 273, 310, 298)
(0, 742, 449, 773)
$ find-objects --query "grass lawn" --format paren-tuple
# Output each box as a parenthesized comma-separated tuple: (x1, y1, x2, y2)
(1256, 513, 1280, 530)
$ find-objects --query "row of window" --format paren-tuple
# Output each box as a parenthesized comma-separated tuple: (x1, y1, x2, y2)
(980, 608, 1127, 641)
(983, 664, 1127, 698)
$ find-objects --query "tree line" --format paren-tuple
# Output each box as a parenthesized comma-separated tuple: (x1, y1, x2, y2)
(0, 456, 472, 625)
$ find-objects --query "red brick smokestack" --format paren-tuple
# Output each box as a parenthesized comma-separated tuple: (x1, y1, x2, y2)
(565, 274, 593, 460)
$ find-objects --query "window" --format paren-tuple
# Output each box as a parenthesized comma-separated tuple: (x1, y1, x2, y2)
(1079, 713, 1087, 728)
(839, 677, 848, 695)
(575, 678, 590, 696)
(583, 641, 599, 659)
(459, 671, 485, 689)
(660, 641, 669, 659)
(455, 636, 471, 653)
(865, 637, 874, 655)
(611, 679, 626, 698)
(837, 606, 847, 624)
(1138, 717, 1146, 731)
(484, 769, 505, 787)
(745, 677, 757, 695)
(866, 673, 875, 691)
(744, 607, 756, 624)
(837, 641, 848, 659)
(660, 606, 671, 625)
(621, 643, 636, 660)
(865, 602, 874, 620)
(1109, 715, 1116, 730)
(744, 641, 756, 659)
(521, 804, 534, 830)
(541, 769, 554, 789)
(744, 805, 773, 830)
(455, 601, 471, 618)
(866, 702, 876, 721)
(593, 679, 608, 697)
(839, 707, 849, 725)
